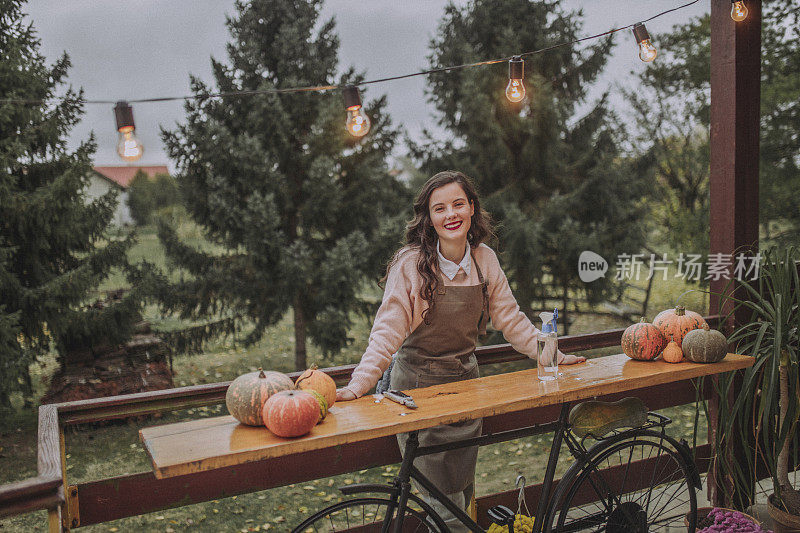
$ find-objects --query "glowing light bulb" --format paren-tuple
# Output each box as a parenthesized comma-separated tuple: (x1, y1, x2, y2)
(113, 101, 144, 162)
(638, 40, 658, 62)
(506, 79, 525, 103)
(342, 85, 371, 138)
(345, 107, 371, 137)
(731, 0, 748, 21)
(116, 128, 144, 162)
(506, 56, 526, 103)
(632, 23, 657, 63)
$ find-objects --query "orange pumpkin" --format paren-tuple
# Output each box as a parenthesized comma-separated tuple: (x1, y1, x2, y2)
(653, 305, 707, 347)
(295, 364, 337, 408)
(262, 390, 320, 437)
(621, 317, 667, 361)
(662, 335, 684, 363)
(225, 369, 295, 426)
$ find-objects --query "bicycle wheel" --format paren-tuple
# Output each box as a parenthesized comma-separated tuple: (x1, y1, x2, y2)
(545, 432, 696, 532)
(292, 496, 447, 533)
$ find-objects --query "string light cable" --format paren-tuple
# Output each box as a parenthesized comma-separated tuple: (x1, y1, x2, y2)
(0, 0, 703, 107)
(0, 0, 717, 145)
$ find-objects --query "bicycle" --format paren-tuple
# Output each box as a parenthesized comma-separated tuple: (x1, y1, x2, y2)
(292, 399, 701, 532)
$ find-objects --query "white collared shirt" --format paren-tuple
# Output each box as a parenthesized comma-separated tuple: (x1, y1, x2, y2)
(437, 240, 471, 280)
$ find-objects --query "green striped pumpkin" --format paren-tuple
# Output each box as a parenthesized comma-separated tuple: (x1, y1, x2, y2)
(225, 369, 295, 426)
(621, 317, 668, 361)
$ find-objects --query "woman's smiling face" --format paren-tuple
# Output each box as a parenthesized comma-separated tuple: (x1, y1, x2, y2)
(429, 182, 474, 246)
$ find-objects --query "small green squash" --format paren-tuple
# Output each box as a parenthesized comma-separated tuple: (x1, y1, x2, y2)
(309, 390, 329, 423)
(682, 324, 728, 363)
(569, 397, 649, 438)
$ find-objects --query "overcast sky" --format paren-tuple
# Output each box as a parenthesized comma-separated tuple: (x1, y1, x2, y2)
(23, 0, 708, 169)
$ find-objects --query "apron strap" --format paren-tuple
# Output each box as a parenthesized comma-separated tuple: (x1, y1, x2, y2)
(435, 270, 447, 295)
(470, 249, 489, 335)
(426, 270, 446, 327)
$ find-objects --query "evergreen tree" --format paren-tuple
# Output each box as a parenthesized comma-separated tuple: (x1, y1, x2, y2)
(623, 16, 711, 256)
(0, 241, 23, 407)
(159, 0, 407, 370)
(127, 169, 180, 226)
(628, 8, 800, 250)
(0, 0, 142, 406)
(759, 1, 800, 244)
(413, 0, 647, 331)
(0, 307, 22, 407)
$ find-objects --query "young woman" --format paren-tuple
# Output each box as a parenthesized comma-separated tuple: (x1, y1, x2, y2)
(336, 170, 585, 530)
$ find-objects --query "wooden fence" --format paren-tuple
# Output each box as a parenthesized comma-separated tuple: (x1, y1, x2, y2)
(0, 318, 727, 531)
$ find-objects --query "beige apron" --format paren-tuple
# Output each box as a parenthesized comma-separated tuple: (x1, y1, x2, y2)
(390, 249, 487, 495)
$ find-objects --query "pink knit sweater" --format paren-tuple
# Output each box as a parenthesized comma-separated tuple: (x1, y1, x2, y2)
(345, 244, 541, 397)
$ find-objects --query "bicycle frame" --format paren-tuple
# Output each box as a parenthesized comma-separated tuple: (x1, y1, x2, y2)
(387, 403, 573, 533)
(303, 401, 699, 533)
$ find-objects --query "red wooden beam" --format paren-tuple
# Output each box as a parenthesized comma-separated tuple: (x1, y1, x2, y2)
(708, 0, 761, 508)
(75, 436, 402, 526)
(0, 477, 62, 519)
(709, 0, 761, 326)
(54, 320, 720, 426)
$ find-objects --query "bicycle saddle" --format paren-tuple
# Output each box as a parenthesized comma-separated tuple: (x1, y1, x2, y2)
(568, 397, 649, 438)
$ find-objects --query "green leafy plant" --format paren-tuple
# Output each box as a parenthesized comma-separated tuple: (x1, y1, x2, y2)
(706, 246, 800, 513)
(127, 171, 180, 226)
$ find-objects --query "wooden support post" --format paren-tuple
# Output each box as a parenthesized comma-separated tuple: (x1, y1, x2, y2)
(709, 1, 761, 316)
(708, 0, 761, 509)
(48, 507, 61, 533)
(59, 427, 71, 532)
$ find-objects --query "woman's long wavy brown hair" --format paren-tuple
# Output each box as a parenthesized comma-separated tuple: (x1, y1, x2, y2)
(384, 170, 494, 324)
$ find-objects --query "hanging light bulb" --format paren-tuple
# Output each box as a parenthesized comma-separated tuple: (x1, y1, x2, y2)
(342, 85, 370, 138)
(505, 56, 526, 103)
(730, 0, 748, 21)
(632, 23, 657, 63)
(114, 101, 144, 162)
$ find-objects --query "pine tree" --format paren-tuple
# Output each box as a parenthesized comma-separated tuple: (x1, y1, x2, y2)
(759, 1, 800, 244)
(623, 16, 711, 256)
(0, 242, 23, 407)
(413, 0, 647, 331)
(628, 8, 800, 249)
(0, 0, 142, 406)
(159, 0, 407, 370)
(127, 169, 180, 226)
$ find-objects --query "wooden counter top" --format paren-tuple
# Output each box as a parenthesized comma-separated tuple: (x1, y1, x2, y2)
(141, 353, 752, 479)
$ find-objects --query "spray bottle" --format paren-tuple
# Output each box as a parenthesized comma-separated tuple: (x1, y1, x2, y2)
(537, 308, 559, 381)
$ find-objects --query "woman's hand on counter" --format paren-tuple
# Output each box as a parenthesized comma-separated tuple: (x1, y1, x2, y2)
(558, 350, 586, 365)
(336, 388, 357, 402)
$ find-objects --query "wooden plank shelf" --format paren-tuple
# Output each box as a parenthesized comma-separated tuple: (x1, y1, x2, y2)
(141, 353, 753, 479)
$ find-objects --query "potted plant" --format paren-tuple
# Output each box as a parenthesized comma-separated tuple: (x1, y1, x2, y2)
(709, 245, 800, 531)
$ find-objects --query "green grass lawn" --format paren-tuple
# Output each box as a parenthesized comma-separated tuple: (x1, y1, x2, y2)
(0, 224, 711, 532)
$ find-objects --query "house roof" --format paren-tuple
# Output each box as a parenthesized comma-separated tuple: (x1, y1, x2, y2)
(92, 165, 170, 189)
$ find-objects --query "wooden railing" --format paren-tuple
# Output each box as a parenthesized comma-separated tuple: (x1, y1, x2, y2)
(0, 318, 721, 531)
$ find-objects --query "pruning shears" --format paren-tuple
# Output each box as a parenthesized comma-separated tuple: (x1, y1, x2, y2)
(383, 389, 418, 409)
